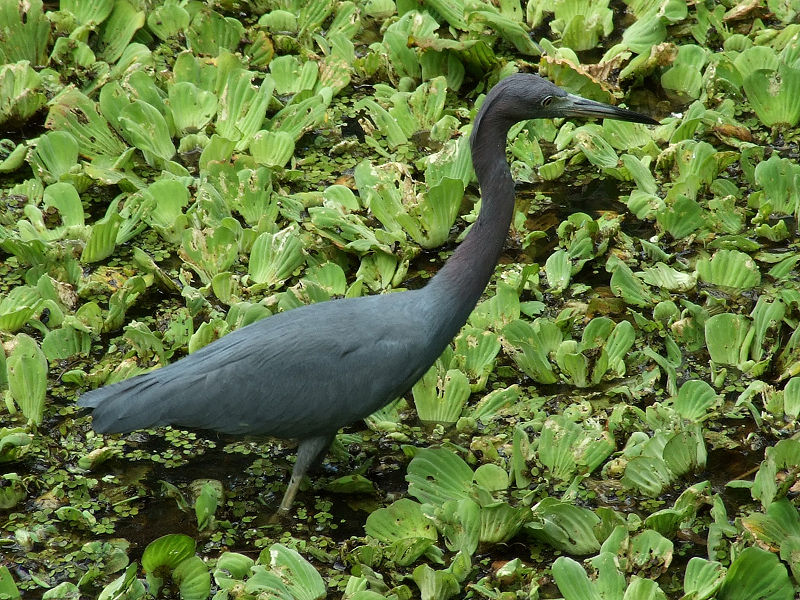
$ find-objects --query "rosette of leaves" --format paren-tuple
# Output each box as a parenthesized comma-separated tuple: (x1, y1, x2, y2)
(4, 334, 48, 425)
(247, 225, 306, 288)
(30, 131, 89, 191)
(404, 448, 528, 546)
(619, 425, 707, 497)
(46, 89, 128, 160)
(180, 223, 240, 287)
(139, 534, 210, 600)
(356, 76, 450, 150)
(216, 67, 273, 151)
(753, 154, 800, 217)
(504, 315, 634, 388)
(364, 498, 440, 566)
(547, 0, 613, 51)
(687, 548, 793, 600)
(730, 439, 800, 512)
(502, 317, 561, 384)
(58, 0, 145, 64)
(661, 44, 708, 101)
(0, 61, 46, 127)
(742, 497, 800, 580)
(412, 361, 471, 425)
(185, 7, 244, 57)
(354, 160, 465, 250)
(537, 414, 616, 481)
(704, 297, 784, 375)
(0, 0, 49, 65)
(743, 61, 800, 127)
(553, 552, 668, 600)
(450, 326, 501, 391)
(0, 428, 31, 464)
(525, 498, 602, 555)
(545, 212, 619, 292)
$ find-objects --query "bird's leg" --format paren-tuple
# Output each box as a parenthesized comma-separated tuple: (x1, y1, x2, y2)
(277, 435, 334, 514)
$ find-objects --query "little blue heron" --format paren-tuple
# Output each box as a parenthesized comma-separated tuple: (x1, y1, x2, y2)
(79, 73, 658, 513)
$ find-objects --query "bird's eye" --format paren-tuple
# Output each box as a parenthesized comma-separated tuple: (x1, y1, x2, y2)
(541, 96, 553, 107)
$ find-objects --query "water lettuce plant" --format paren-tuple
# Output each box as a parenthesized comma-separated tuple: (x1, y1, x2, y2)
(1, 0, 800, 598)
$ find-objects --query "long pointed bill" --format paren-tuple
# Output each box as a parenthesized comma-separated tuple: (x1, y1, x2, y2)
(563, 93, 660, 125)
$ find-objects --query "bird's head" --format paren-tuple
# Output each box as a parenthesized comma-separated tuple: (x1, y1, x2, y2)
(473, 73, 659, 134)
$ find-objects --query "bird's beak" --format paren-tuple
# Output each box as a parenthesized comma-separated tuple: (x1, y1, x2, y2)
(563, 93, 660, 125)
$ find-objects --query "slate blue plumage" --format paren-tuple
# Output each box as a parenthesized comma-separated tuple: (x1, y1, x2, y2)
(79, 73, 658, 512)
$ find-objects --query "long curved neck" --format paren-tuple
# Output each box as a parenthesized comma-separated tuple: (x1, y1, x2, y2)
(422, 108, 516, 339)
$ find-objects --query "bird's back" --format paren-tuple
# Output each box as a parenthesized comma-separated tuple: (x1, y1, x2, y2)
(79, 290, 440, 440)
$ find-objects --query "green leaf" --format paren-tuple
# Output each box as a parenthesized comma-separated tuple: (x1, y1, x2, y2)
(248, 226, 305, 286)
(43, 182, 84, 230)
(42, 326, 92, 360)
(147, 0, 190, 41)
(81, 212, 123, 263)
(718, 546, 794, 600)
(656, 195, 704, 239)
(753, 154, 800, 216)
(609, 261, 654, 307)
(622, 456, 672, 497)
(742, 498, 800, 550)
(215, 69, 272, 148)
(194, 481, 222, 532)
(186, 9, 244, 56)
(0, 565, 21, 600)
(213, 552, 254, 588)
(169, 81, 217, 134)
(412, 564, 460, 600)
(96, 0, 145, 63)
(743, 63, 800, 127)
(118, 100, 175, 161)
(502, 318, 561, 384)
(142, 534, 196, 572)
(683, 557, 725, 600)
(784, 377, 800, 419)
(270, 55, 318, 96)
(251, 130, 295, 168)
(697, 250, 761, 289)
(406, 447, 473, 505)
(574, 125, 619, 169)
(366, 498, 437, 544)
(434, 498, 480, 555)
(0, 0, 49, 64)
(552, 556, 602, 600)
(527, 498, 601, 555)
(31, 131, 80, 185)
(413, 366, 471, 425)
(672, 380, 719, 420)
(262, 543, 326, 600)
(6, 333, 48, 425)
(173, 557, 211, 600)
(704, 313, 751, 366)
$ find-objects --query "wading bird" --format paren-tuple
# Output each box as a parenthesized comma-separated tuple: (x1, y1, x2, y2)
(79, 73, 658, 513)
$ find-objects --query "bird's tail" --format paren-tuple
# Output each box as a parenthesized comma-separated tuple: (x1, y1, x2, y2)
(77, 371, 169, 433)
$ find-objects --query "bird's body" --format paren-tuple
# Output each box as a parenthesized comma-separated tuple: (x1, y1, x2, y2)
(79, 73, 657, 512)
(83, 290, 437, 439)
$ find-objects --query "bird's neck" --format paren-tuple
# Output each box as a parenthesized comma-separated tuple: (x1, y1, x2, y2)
(423, 111, 515, 337)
